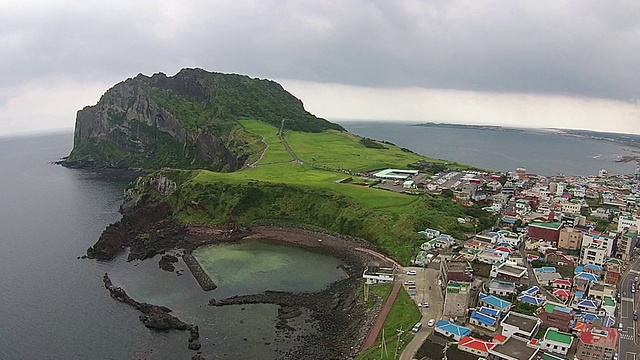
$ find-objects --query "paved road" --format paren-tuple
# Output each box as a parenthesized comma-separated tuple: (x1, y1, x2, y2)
(619, 257, 640, 360)
(399, 266, 444, 360)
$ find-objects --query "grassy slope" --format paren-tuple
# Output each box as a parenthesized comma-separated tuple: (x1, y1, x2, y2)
(156, 119, 486, 263)
(237, 119, 292, 164)
(284, 129, 426, 172)
(356, 287, 422, 360)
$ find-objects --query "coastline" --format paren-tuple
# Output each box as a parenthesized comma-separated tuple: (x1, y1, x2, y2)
(90, 197, 387, 359)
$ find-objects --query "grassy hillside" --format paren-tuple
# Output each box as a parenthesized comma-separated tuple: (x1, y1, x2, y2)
(136, 119, 495, 264)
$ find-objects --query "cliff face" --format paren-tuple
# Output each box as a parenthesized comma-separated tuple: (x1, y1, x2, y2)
(64, 68, 342, 171)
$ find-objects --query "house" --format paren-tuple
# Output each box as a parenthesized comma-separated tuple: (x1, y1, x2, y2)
(536, 302, 574, 333)
(500, 311, 541, 339)
(478, 249, 508, 265)
(490, 261, 528, 283)
(496, 230, 525, 247)
(434, 320, 471, 341)
(469, 307, 500, 331)
(576, 325, 618, 360)
(457, 336, 497, 358)
(433, 234, 456, 249)
(601, 296, 616, 317)
(575, 299, 600, 314)
(581, 234, 615, 261)
(558, 227, 583, 250)
(478, 293, 513, 313)
(604, 262, 621, 285)
(443, 281, 472, 318)
(587, 283, 614, 301)
(561, 202, 581, 215)
(487, 279, 517, 296)
(488, 335, 540, 360)
(552, 288, 571, 302)
(440, 260, 473, 284)
(545, 251, 576, 267)
(540, 327, 573, 356)
(551, 278, 572, 290)
(527, 221, 563, 245)
(362, 263, 395, 285)
(534, 267, 562, 286)
(418, 228, 440, 239)
(465, 239, 491, 251)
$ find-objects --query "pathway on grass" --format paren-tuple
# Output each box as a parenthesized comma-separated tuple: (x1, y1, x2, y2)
(278, 119, 303, 164)
(247, 137, 269, 168)
(361, 281, 402, 351)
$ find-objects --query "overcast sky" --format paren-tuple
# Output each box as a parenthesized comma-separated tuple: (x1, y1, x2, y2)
(1, 0, 639, 136)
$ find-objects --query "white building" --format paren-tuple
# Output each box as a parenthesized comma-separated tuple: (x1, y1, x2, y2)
(561, 202, 581, 215)
(500, 311, 541, 339)
(540, 328, 573, 356)
(581, 243, 608, 267)
(362, 264, 394, 285)
(618, 216, 640, 232)
(582, 233, 614, 257)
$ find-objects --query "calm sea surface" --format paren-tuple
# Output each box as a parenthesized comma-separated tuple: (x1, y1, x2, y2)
(339, 121, 638, 176)
(0, 124, 636, 358)
(0, 132, 345, 359)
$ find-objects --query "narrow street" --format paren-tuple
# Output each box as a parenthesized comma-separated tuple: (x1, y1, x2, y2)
(619, 256, 640, 360)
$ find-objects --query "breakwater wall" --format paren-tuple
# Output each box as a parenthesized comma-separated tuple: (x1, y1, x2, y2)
(182, 254, 217, 291)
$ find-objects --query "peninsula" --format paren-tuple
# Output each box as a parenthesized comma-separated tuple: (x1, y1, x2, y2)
(66, 68, 496, 359)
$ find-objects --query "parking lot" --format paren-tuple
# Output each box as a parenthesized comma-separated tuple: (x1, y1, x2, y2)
(397, 266, 443, 327)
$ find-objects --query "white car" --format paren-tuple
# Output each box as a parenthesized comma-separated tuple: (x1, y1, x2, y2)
(404, 280, 416, 286)
(427, 319, 435, 327)
(406, 270, 417, 276)
(423, 302, 430, 308)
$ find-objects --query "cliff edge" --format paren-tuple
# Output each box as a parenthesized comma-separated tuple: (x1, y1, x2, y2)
(62, 68, 343, 171)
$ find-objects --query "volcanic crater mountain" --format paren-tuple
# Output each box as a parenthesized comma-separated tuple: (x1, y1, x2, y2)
(64, 68, 343, 171)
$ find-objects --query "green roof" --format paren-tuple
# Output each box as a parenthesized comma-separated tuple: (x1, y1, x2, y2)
(529, 221, 563, 230)
(604, 296, 615, 306)
(544, 328, 573, 345)
(541, 352, 566, 360)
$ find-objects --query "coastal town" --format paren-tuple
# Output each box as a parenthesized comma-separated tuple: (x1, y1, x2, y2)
(362, 167, 640, 360)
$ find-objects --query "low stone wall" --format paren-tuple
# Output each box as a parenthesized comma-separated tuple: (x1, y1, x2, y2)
(182, 254, 217, 291)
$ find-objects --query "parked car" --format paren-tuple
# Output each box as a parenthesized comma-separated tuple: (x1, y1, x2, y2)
(635, 310, 638, 321)
(406, 270, 417, 276)
(427, 319, 435, 327)
(404, 281, 416, 286)
(423, 302, 430, 308)
(411, 322, 423, 332)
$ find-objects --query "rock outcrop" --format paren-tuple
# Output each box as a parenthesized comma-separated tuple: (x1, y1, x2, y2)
(61, 68, 344, 171)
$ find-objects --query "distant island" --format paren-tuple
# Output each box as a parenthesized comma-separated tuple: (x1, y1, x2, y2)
(412, 122, 640, 150)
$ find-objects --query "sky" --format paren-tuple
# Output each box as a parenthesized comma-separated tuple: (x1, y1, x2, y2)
(1, 0, 639, 136)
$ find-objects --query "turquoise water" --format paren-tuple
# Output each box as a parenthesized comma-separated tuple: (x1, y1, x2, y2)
(193, 241, 348, 297)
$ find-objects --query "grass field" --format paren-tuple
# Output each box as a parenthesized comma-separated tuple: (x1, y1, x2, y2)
(191, 163, 419, 216)
(238, 119, 292, 164)
(284, 129, 427, 172)
(356, 287, 421, 360)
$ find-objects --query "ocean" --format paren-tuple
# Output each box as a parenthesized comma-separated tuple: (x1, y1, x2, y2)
(338, 121, 638, 176)
(0, 132, 345, 359)
(0, 123, 636, 359)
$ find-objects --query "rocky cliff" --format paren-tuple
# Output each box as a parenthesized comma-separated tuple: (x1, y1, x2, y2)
(63, 68, 343, 171)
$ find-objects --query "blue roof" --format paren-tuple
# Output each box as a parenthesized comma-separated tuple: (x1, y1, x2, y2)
(575, 272, 600, 282)
(584, 264, 603, 272)
(479, 306, 501, 318)
(521, 286, 540, 295)
(436, 320, 472, 336)
(518, 294, 545, 305)
(470, 310, 498, 326)
(502, 219, 516, 224)
(479, 293, 513, 309)
(578, 299, 598, 309)
(604, 316, 615, 327)
(574, 291, 584, 299)
(574, 266, 583, 274)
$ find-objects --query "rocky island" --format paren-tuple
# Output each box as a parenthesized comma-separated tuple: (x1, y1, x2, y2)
(66, 68, 489, 359)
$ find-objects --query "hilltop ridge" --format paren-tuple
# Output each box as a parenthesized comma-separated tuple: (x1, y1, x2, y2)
(63, 68, 343, 171)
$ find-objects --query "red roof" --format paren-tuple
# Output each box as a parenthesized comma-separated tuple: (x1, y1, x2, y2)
(552, 278, 572, 286)
(458, 336, 497, 353)
(493, 334, 507, 343)
(579, 325, 618, 349)
(495, 246, 513, 253)
(553, 289, 571, 299)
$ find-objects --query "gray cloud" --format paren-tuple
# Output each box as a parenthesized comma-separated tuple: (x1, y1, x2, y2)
(1, 0, 639, 100)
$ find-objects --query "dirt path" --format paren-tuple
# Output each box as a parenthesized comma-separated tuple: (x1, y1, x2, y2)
(360, 281, 402, 351)
(278, 119, 303, 164)
(247, 136, 268, 168)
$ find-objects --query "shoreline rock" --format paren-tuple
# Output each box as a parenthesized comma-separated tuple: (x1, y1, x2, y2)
(102, 273, 202, 351)
(182, 254, 217, 291)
